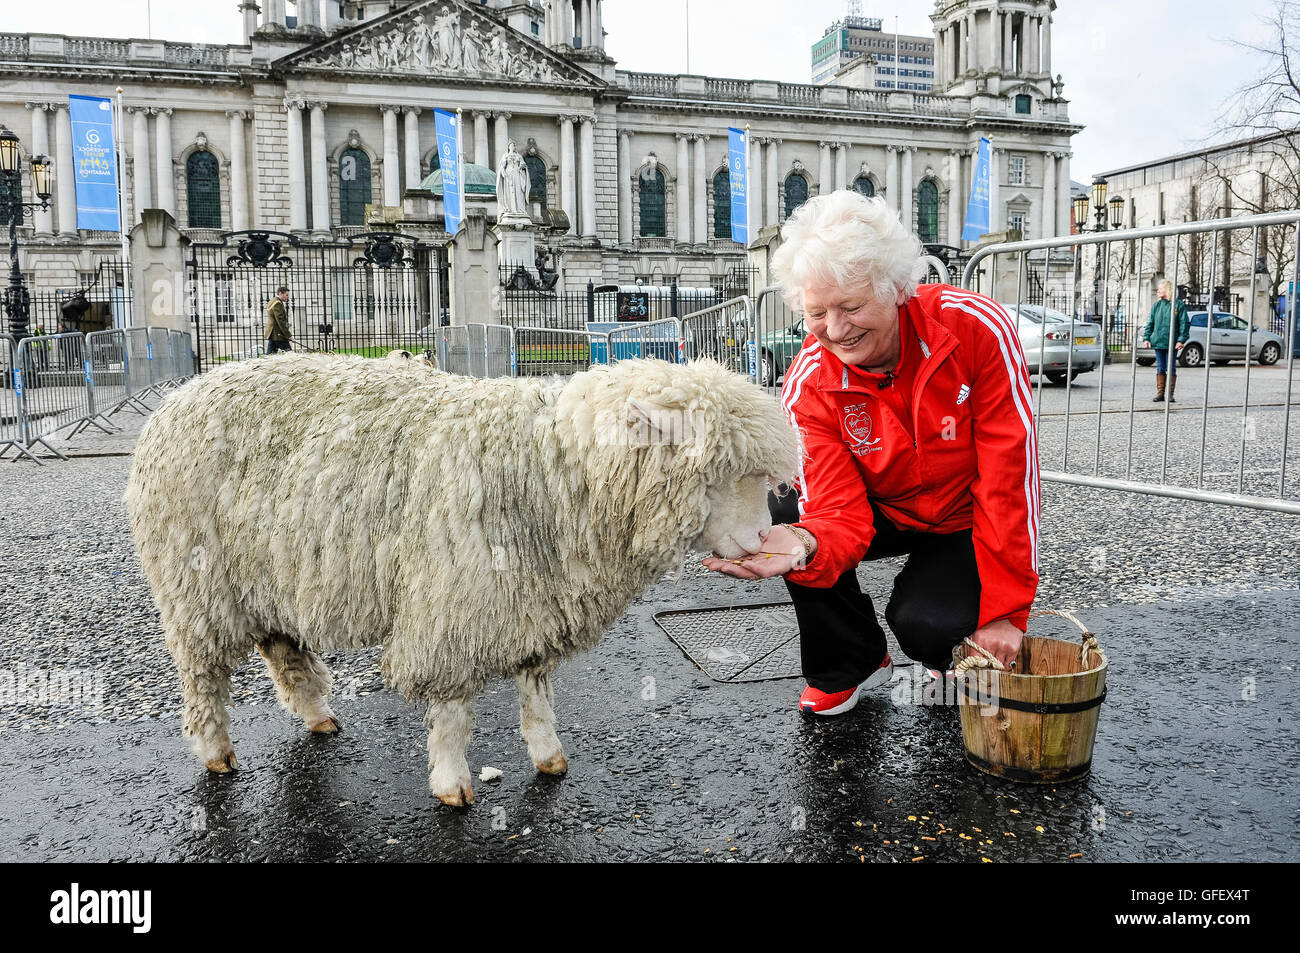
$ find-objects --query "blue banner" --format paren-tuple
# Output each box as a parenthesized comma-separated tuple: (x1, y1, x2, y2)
(961, 136, 991, 242)
(68, 94, 120, 231)
(728, 127, 750, 246)
(434, 108, 463, 236)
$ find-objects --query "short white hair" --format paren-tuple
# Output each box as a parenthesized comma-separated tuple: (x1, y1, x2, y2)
(771, 190, 927, 311)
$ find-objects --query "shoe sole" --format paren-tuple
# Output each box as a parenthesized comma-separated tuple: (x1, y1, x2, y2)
(802, 658, 895, 716)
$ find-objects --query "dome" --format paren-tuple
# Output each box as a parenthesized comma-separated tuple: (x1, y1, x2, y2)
(419, 163, 497, 196)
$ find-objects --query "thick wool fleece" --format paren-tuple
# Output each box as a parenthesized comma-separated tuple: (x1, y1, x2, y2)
(125, 355, 797, 702)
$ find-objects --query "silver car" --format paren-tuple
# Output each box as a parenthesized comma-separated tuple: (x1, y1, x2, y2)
(1000, 303, 1104, 385)
(1134, 312, 1284, 368)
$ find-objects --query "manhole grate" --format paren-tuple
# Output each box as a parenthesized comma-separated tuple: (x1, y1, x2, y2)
(654, 601, 914, 683)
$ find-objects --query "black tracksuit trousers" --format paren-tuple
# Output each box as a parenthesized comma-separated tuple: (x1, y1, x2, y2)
(769, 490, 981, 691)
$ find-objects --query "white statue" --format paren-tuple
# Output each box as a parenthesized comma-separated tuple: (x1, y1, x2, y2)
(496, 141, 531, 224)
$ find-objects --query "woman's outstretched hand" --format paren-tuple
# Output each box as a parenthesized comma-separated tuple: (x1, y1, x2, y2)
(702, 524, 813, 581)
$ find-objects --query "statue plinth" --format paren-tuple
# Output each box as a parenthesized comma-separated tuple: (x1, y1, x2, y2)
(494, 217, 536, 273)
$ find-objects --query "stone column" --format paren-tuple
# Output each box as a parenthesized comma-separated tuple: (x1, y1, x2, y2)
(582, 0, 592, 46)
(382, 105, 401, 207)
(948, 149, 963, 246)
(818, 142, 832, 195)
(53, 103, 77, 236)
(126, 107, 152, 227)
(309, 101, 330, 234)
(835, 143, 848, 191)
(153, 106, 174, 219)
(901, 146, 915, 233)
(885, 144, 899, 215)
(1041, 151, 1057, 239)
(265, 0, 286, 27)
(473, 111, 490, 168)
(227, 110, 250, 232)
(675, 133, 691, 246)
(1057, 152, 1072, 241)
(965, 12, 976, 72)
(1026, 16, 1040, 74)
(240, 1, 260, 42)
(558, 115, 576, 236)
(594, 0, 603, 49)
(765, 137, 779, 225)
(1043, 16, 1052, 77)
(580, 116, 596, 241)
(26, 103, 54, 236)
(285, 96, 307, 233)
(989, 146, 1002, 231)
(493, 111, 510, 171)
(1003, 13, 1014, 73)
(617, 129, 632, 247)
(404, 107, 421, 192)
(298, 0, 320, 30)
(693, 134, 708, 247)
(989, 10, 1000, 71)
(751, 138, 764, 227)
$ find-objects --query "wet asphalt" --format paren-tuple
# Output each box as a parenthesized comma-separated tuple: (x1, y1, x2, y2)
(2, 373, 1299, 862)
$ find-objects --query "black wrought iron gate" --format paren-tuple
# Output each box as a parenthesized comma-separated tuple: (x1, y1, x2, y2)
(187, 231, 447, 372)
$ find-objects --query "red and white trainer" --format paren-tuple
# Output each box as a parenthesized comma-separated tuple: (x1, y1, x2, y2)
(797, 654, 894, 716)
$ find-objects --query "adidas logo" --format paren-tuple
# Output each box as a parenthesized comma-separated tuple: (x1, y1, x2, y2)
(957, 384, 971, 405)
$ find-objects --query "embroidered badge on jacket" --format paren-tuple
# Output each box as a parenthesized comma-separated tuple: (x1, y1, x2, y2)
(842, 402, 882, 455)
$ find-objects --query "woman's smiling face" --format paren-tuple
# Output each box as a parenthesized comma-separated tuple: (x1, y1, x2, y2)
(802, 283, 904, 371)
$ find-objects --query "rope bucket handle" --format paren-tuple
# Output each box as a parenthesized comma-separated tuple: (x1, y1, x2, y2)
(953, 609, 1105, 675)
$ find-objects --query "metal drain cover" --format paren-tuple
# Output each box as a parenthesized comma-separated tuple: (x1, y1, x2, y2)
(653, 602, 803, 682)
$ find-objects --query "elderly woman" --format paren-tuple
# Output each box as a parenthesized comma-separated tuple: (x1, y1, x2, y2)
(704, 191, 1040, 716)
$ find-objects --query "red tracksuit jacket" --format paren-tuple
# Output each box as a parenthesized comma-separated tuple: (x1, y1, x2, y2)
(781, 283, 1040, 631)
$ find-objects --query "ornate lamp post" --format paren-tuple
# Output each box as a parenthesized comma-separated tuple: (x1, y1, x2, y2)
(1, 125, 54, 347)
(1072, 178, 1125, 345)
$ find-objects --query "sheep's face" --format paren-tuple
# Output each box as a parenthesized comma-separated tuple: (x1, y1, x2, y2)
(693, 472, 772, 559)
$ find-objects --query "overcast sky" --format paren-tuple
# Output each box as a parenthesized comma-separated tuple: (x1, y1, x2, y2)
(2, 0, 1283, 182)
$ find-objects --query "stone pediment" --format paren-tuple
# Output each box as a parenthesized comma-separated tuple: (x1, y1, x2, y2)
(275, 0, 603, 89)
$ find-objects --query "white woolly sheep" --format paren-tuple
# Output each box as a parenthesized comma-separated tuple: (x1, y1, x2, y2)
(125, 354, 798, 806)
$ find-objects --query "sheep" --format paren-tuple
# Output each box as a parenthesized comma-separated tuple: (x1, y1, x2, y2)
(124, 354, 798, 806)
(384, 348, 437, 370)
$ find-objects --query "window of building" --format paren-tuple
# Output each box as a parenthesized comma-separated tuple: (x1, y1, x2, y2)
(853, 175, 875, 198)
(916, 180, 939, 243)
(0, 170, 21, 226)
(427, 152, 440, 177)
(525, 154, 547, 206)
(185, 151, 221, 229)
(639, 168, 666, 238)
(339, 148, 372, 226)
(1008, 210, 1028, 237)
(1015, 94, 1032, 115)
(784, 173, 809, 218)
(1008, 154, 1026, 186)
(713, 169, 731, 239)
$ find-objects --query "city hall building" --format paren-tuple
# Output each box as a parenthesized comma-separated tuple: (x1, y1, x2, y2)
(0, 0, 1078, 350)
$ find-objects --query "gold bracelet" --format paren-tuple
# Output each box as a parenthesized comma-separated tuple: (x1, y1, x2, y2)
(786, 524, 815, 565)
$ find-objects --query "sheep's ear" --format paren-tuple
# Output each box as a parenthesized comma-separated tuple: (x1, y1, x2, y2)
(627, 397, 694, 448)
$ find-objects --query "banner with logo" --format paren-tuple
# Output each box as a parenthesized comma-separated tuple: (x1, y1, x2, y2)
(434, 108, 463, 236)
(68, 94, 120, 231)
(961, 136, 991, 242)
(728, 127, 750, 246)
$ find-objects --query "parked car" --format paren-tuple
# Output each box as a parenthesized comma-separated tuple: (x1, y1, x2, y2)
(1134, 311, 1284, 368)
(757, 317, 808, 387)
(1000, 303, 1103, 385)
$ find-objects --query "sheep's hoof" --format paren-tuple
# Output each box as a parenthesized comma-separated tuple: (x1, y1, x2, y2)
(204, 750, 238, 773)
(534, 752, 569, 776)
(433, 781, 475, 808)
(308, 715, 341, 734)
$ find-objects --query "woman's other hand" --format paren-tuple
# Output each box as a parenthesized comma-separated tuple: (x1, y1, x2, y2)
(702, 524, 814, 580)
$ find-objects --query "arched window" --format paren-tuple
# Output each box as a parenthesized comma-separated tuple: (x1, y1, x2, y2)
(427, 151, 441, 177)
(853, 175, 875, 198)
(185, 151, 221, 229)
(784, 173, 808, 218)
(639, 168, 665, 238)
(916, 180, 939, 243)
(524, 154, 547, 206)
(339, 148, 372, 226)
(713, 169, 731, 239)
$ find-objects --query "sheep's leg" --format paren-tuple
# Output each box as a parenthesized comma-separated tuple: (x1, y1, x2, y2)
(516, 668, 568, 776)
(177, 661, 238, 773)
(426, 697, 476, 807)
(256, 635, 340, 734)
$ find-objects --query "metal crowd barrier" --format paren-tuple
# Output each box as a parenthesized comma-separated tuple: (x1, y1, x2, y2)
(682, 296, 755, 381)
(513, 327, 605, 377)
(1, 326, 196, 465)
(960, 210, 1300, 514)
(435, 326, 471, 376)
(484, 325, 515, 378)
(466, 324, 488, 379)
(606, 318, 685, 365)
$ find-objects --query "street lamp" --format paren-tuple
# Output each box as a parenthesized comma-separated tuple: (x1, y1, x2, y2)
(1, 125, 54, 350)
(1074, 176, 1126, 343)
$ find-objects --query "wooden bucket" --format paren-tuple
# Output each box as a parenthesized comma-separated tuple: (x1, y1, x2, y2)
(951, 610, 1107, 784)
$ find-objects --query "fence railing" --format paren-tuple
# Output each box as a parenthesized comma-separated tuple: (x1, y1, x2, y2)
(1, 326, 196, 465)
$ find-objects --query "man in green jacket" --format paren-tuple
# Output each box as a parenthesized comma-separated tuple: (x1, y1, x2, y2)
(1140, 279, 1190, 403)
(265, 286, 292, 354)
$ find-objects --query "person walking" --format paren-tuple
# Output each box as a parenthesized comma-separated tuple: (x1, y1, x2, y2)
(704, 191, 1039, 716)
(1140, 280, 1189, 403)
(265, 286, 292, 355)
